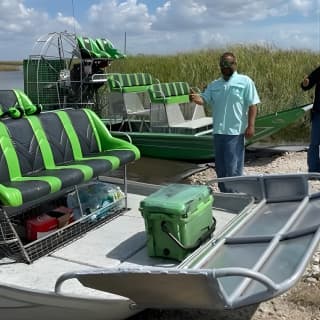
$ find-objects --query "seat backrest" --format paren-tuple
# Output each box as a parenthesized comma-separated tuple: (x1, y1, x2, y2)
(148, 82, 191, 104)
(36, 108, 139, 163)
(55, 109, 101, 157)
(0, 90, 18, 109)
(1, 117, 50, 177)
(0, 121, 23, 181)
(166, 103, 186, 125)
(30, 109, 101, 170)
(0, 89, 41, 118)
(123, 93, 149, 115)
(107, 73, 157, 93)
(35, 112, 83, 165)
(96, 38, 126, 59)
(77, 36, 110, 59)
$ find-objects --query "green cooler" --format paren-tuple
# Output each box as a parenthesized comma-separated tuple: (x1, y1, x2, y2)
(140, 184, 215, 261)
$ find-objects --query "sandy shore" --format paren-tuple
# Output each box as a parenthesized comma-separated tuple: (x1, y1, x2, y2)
(130, 150, 320, 320)
(187, 149, 309, 184)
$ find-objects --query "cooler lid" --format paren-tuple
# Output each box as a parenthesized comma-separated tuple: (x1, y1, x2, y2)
(139, 184, 212, 215)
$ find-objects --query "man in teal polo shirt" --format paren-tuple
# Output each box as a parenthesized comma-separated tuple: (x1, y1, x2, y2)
(190, 52, 260, 188)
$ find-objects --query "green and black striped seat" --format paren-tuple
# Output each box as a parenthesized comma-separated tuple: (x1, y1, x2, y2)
(77, 36, 111, 59)
(62, 109, 139, 165)
(107, 73, 158, 93)
(0, 108, 140, 207)
(148, 82, 191, 104)
(0, 89, 40, 119)
(0, 119, 84, 207)
(36, 109, 139, 175)
(96, 38, 126, 60)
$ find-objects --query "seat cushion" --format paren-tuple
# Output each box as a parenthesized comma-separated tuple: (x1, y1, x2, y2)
(0, 180, 51, 207)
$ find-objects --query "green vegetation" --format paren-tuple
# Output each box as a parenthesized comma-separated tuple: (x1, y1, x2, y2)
(108, 45, 318, 117)
(1, 46, 317, 141)
(0, 61, 22, 71)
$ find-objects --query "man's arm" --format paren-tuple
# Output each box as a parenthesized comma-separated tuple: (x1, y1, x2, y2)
(245, 105, 257, 139)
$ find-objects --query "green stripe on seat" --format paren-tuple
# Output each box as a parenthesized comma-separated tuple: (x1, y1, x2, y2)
(26, 116, 58, 169)
(129, 74, 138, 86)
(0, 123, 61, 202)
(0, 122, 61, 202)
(125, 74, 132, 86)
(0, 123, 22, 179)
(121, 74, 130, 87)
(149, 82, 191, 104)
(112, 74, 122, 88)
(56, 110, 121, 170)
(27, 116, 93, 181)
(14, 176, 61, 193)
(108, 73, 155, 93)
(0, 184, 23, 207)
(84, 109, 140, 160)
(137, 73, 144, 85)
(83, 109, 123, 167)
(169, 83, 178, 96)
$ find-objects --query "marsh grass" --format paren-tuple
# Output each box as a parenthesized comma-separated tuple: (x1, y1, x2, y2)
(108, 45, 319, 117)
(1, 46, 317, 114)
(0, 61, 21, 71)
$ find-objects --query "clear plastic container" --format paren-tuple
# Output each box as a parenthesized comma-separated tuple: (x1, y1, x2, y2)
(67, 182, 125, 220)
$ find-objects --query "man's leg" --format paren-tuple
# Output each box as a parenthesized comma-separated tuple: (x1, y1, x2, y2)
(235, 134, 245, 176)
(308, 112, 320, 172)
(224, 134, 244, 177)
(214, 134, 227, 192)
(213, 134, 226, 178)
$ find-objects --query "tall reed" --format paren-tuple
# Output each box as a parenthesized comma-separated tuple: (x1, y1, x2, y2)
(108, 45, 319, 117)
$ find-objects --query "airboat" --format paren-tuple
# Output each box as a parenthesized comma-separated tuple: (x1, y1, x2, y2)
(0, 32, 319, 320)
(22, 31, 311, 162)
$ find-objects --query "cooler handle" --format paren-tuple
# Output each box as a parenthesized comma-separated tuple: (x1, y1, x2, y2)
(161, 217, 216, 251)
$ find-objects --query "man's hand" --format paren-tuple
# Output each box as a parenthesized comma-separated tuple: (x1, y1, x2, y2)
(302, 75, 309, 87)
(245, 126, 255, 139)
(189, 88, 204, 105)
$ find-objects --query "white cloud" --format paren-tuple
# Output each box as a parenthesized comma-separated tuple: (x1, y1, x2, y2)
(88, 0, 153, 35)
(0, 0, 45, 36)
(56, 12, 81, 30)
(290, 0, 313, 14)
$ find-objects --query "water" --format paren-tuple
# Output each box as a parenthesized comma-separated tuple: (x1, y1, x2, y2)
(111, 157, 208, 184)
(0, 70, 24, 90)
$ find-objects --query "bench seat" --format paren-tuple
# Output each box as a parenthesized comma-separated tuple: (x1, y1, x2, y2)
(148, 82, 191, 104)
(0, 108, 140, 207)
(96, 38, 126, 60)
(76, 36, 111, 59)
(107, 73, 159, 93)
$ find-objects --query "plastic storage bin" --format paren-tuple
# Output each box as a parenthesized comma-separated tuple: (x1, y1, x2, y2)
(66, 181, 125, 220)
(140, 184, 215, 261)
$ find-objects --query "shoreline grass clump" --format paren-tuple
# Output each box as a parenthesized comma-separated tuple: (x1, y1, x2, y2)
(0, 61, 21, 71)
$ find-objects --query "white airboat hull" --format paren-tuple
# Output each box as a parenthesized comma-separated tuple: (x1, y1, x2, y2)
(1, 174, 320, 319)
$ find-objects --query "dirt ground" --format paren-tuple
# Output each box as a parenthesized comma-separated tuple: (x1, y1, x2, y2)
(129, 150, 320, 320)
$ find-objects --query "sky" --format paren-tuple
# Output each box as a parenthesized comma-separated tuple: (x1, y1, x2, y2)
(0, 0, 319, 60)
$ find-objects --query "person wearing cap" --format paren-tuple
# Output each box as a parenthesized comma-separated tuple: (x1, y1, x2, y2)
(301, 67, 320, 172)
(190, 52, 260, 189)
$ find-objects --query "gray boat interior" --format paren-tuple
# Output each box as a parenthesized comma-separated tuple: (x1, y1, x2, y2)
(54, 173, 320, 310)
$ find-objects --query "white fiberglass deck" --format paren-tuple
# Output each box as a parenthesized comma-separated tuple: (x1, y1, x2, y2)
(1, 174, 320, 320)
(0, 189, 236, 297)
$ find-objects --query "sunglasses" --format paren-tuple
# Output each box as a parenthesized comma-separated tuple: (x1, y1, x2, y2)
(219, 60, 236, 68)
